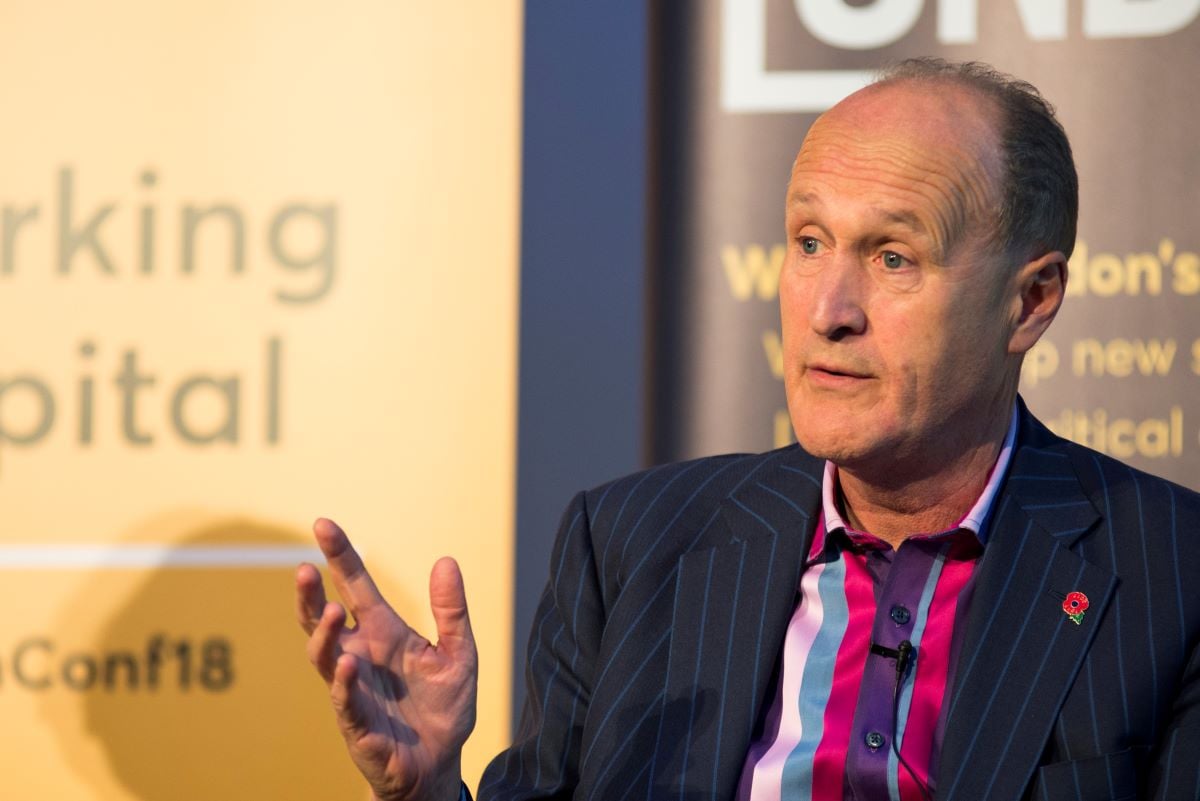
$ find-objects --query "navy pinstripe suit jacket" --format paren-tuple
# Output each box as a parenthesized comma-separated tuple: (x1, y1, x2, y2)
(478, 408, 1200, 800)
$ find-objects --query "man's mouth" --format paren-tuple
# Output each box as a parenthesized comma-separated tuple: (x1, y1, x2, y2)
(808, 363, 870, 379)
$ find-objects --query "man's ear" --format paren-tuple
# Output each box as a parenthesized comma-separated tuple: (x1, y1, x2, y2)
(1008, 250, 1068, 355)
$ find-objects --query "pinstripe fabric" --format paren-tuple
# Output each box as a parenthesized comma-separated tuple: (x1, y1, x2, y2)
(475, 403, 1200, 801)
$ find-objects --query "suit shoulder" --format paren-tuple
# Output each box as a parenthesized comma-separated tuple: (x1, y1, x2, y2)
(577, 446, 812, 572)
(1054, 435, 1200, 521)
(582, 446, 800, 516)
(1020, 409, 1200, 518)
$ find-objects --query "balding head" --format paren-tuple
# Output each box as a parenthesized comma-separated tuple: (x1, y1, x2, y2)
(793, 78, 1005, 265)
(872, 58, 1079, 264)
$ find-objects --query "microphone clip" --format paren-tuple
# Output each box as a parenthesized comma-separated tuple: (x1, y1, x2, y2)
(869, 639, 915, 679)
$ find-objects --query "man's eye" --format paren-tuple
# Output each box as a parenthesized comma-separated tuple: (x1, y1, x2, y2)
(882, 251, 907, 269)
(800, 237, 820, 255)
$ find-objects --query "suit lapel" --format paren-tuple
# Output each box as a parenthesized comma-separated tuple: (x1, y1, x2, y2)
(938, 412, 1116, 801)
(650, 447, 822, 800)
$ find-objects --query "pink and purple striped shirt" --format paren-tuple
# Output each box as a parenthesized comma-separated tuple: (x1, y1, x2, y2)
(736, 408, 1018, 801)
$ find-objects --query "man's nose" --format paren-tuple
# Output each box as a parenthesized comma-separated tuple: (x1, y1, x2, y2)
(808, 256, 867, 341)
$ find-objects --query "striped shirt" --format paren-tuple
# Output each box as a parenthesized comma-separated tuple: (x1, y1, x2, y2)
(735, 408, 1018, 801)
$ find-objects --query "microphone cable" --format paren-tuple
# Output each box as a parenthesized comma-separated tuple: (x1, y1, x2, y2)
(871, 640, 933, 801)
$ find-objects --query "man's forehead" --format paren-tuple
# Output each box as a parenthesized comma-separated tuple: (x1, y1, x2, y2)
(787, 188, 932, 240)
(784, 81, 1003, 250)
(787, 190, 920, 223)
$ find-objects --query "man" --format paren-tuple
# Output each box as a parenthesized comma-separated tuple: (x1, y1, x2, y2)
(296, 59, 1200, 800)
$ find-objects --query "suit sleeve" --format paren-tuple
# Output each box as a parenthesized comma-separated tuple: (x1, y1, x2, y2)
(475, 490, 607, 800)
(1143, 635, 1200, 799)
(1140, 479, 1200, 800)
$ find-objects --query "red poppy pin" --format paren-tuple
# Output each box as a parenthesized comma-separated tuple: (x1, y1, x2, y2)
(1063, 591, 1089, 625)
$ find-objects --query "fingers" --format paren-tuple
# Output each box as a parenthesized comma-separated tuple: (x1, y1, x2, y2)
(312, 518, 386, 616)
(306, 601, 347, 682)
(295, 562, 329, 635)
(429, 556, 475, 657)
(329, 653, 372, 739)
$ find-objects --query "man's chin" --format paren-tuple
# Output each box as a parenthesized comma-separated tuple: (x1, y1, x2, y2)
(792, 422, 899, 467)
(794, 431, 869, 464)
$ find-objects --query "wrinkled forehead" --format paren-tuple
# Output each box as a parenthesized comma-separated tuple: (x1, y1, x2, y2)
(788, 81, 1005, 255)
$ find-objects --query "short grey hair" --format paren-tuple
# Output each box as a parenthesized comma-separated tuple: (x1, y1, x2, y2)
(875, 58, 1078, 262)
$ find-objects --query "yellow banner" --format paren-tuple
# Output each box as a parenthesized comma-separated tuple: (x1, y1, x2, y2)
(0, 3, 520, 797)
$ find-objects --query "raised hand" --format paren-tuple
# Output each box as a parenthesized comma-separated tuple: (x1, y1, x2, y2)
(296, 518, 477, 801)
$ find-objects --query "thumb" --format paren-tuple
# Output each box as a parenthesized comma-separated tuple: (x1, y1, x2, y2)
(429, 556, 474, 654)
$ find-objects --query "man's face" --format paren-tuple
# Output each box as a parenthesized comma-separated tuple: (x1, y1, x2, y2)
(781, 80, 1024, 471)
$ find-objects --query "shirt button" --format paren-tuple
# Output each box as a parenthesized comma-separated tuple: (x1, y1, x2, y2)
(890, 605, 911, 625)
(865, 731, 886, 750)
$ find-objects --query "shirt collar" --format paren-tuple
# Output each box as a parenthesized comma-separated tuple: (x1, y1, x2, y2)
(820, 403, 1019, 547)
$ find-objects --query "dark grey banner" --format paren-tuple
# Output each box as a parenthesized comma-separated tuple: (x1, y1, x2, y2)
(650, 0, 1200, 491)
